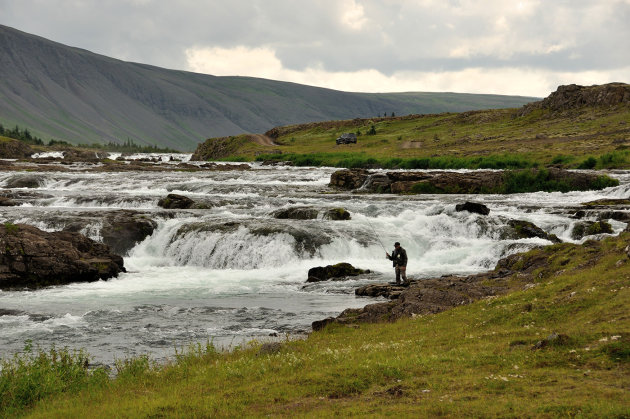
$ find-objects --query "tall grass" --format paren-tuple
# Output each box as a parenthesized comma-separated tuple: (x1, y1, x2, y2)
(0, 343, 108, 416)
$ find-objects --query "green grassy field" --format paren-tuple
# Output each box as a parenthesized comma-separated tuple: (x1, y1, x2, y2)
(3, 233, 629, 418)
(200, 104, 630, 170)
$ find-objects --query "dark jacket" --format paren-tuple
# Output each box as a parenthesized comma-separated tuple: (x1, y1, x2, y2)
(387, 247, 408, 267)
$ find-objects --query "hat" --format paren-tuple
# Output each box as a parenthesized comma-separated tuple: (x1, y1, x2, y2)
(394, 242, 400, 246)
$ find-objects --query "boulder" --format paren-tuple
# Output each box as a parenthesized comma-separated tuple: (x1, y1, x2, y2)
(506, 220, 562, 243)
(306, 262, 370, 282)
(323, 208, 351, 221)
(571, 221, 614, 240)
(0, 197, 17, 206)
(4, 174, 45, 189)
(455, 202, 490, 215)
(101, 211, 157, 255)
(329, 169, 370, 190)
(272, 207, 319, 220)
(272, 207, 351, 221)
(158, 193, 195, 209)
(0, 223, 125, 289)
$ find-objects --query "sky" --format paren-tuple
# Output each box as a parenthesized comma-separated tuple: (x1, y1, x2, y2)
(1, 0, 629, 97)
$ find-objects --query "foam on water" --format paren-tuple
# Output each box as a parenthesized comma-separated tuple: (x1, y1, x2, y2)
(0, 166, 628, 364)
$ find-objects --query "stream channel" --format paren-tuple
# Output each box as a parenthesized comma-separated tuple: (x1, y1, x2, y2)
(1, 156, 629, 365)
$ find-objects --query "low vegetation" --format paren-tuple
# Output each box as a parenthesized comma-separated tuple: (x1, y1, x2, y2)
(3, 233, 629, 417)
(193, 103, 630, 169)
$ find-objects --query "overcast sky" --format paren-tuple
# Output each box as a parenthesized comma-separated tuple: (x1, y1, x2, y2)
(1, 0, 628, 97)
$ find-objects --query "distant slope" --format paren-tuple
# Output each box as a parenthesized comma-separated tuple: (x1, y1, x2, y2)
(0, 25, 538, 151)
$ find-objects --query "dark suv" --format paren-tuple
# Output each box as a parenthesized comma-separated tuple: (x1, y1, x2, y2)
(336, 133, 357, 145)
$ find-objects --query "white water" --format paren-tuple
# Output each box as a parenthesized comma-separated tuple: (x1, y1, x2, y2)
(1, 160, 628, 364)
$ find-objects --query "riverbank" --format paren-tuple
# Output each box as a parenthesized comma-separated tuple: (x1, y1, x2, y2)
(3, 232, 629, 417)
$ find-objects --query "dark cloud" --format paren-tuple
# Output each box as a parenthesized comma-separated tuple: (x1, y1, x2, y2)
(0, 0, 628, 94)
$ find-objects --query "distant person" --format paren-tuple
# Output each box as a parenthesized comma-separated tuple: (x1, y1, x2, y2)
(386, 242, 408, 286)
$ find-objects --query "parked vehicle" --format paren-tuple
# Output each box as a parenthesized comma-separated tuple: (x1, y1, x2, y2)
(336, 133, 357, 145)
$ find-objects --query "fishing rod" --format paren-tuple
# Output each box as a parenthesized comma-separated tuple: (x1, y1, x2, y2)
(364, 215, 387, 253)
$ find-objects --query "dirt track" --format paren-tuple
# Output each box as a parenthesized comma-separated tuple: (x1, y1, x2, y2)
(250, 134, 277, 146)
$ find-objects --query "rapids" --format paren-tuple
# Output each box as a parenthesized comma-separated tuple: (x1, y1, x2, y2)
(1, 158, 628, 365)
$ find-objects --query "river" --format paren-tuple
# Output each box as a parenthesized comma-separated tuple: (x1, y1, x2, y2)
(1, 156, 629, 365)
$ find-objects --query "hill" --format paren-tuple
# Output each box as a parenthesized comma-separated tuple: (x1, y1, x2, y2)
(192, 83, 630, 169)
(0, 25, 537, 151)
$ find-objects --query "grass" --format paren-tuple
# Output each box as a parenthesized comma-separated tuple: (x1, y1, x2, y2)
(3, 233, 629, 418)
(194, 104, 630, 169)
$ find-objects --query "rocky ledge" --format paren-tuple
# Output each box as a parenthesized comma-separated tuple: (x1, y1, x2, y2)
(312, 239, 590, 331)
(329, 167, 616, 194)
(0, 224, 125, 289)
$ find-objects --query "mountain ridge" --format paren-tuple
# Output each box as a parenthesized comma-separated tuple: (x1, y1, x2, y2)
(0, 24, 538, 150)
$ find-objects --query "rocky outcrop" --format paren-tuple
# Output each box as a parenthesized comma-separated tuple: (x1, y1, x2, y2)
(312, 239, 565, 330)
(4, 174, 45, 189)
(158, 194, 195, 209)
(520, 83, 630, 115)
(0, 138, 33, 159)
(455, 202, 490, 215)
(272, 207, 351, 221)
(505, 220, 562, 243)
(307, 263, 370, 282)
(0, 224, 125, 289)
(273, 207, 319, 220)
(191, 136, 248, 161)
(571, 221, 613, 240)
(314, 274, 501, 329)
(0, 197, 17, 206)
(329, 168, 613, 195)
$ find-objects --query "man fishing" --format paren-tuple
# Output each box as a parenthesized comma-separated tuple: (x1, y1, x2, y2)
(386, 242, 409, 286)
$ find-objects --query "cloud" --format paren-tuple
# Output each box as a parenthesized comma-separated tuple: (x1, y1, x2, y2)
(185, 45, 630, 96)
(1, 0, 629, 96)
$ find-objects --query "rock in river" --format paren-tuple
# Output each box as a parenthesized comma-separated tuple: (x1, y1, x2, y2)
(0, 224, 125, 289)
(455, 202, 490, 215)
(158, 193, 195, 209)
(307, 263, 370, 282)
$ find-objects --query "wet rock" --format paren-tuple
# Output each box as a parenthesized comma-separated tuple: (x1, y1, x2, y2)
(0, 223, 125, 290)
(581, 198, 630, 207)
(506, 220, 562, 243)
(455, 202, 490, 215)
(273, 207, 351, 221)
(0, 138, 33, 158)
(101, 211, 157, 255)
(323, 208, 351, 221)
(158, 193, 195, 209)
(355, 282, 411, 298)
(306, 263, 370, 282)
(571, 221, 614, 240)
(330, 168, 615, 195)
(199, 162, 251, 171)
(0, 197, 17, 206)
(273, 207, 319, 220)
(5, 174, 45, 189)
(0, 308, 23, 316)
(329, 169, 370, 189)
(598, 211, 630, 223)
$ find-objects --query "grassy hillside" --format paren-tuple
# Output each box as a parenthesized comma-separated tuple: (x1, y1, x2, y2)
(200, 102, 630, 169)
(3, 234, 629, 417)
(0, 25, 537, 151)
